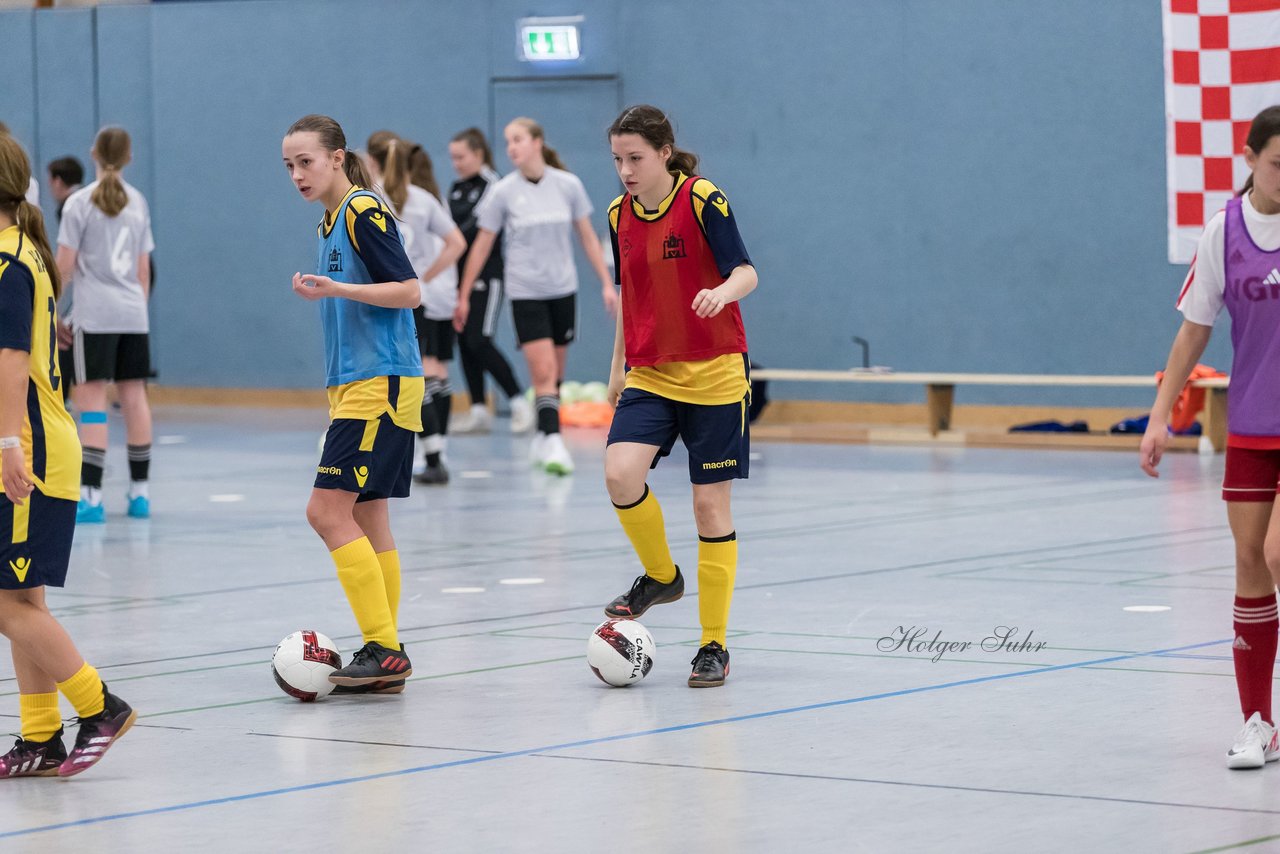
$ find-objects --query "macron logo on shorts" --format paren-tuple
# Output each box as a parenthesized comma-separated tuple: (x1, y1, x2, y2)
(9, 557, 30, 583)
(354, 466, 369, 488)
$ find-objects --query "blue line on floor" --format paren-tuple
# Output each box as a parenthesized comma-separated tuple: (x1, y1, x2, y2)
(0, 636, 1230, 839)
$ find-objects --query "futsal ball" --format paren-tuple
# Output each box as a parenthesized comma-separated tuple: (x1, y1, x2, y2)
(560, 380, 583, 404)
(579, 381, 607, 403)
(272, 630, 342, 701)
(587, 619, 655, 687)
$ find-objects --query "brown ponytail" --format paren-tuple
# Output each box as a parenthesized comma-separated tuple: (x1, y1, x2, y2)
(509, 117, 568, 171)
(1241, 105, 1280, 197)
(541, 145, 566, 171)
(367, 130, 409, 211)
(405, 142, 441, 201)
(342, 150, 372, 192)
(90, 126, 131, 217)
(607, 105, 700, 176)
(0, 134, 62, 296)
(451, 127, 495, 169)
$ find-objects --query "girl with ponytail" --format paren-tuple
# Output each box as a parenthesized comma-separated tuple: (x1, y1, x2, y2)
(453, 117, 616, 476)
(55, 126, 155, 524)
(1142, 105, 1280, 767)
(282, 114, 422, 692)
(366, 131, 466, 485)
(600, 105, 758, 689)
(0, 133, 136, 779)
(446, 128, 526, 436)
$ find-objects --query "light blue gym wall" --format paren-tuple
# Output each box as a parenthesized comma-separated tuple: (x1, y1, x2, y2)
(0, 0, 1220, 409)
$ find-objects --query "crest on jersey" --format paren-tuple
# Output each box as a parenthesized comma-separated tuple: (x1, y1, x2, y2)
(662, 231, 686, 260)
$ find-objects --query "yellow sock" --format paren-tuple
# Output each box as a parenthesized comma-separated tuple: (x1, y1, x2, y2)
(56, 662, 104, 719)
(376, 549, 402, 626)
(19, 692, 61, 743)
(614, 486, 677, 584)
(332, 537, 398, 648)
(698, 533, 738, 646)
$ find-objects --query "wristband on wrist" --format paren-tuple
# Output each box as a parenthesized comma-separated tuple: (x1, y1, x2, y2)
(0, 436, 21, 450)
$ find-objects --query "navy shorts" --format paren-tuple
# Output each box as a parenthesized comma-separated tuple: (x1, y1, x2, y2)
(315, 412, 414, 502)
(607, 388, 750, 484)
(0, 490, 76, 590)
(414, 308, 455, 361)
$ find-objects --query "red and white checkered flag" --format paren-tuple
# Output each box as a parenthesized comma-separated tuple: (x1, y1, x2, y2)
(1164, 0, 1280, 263)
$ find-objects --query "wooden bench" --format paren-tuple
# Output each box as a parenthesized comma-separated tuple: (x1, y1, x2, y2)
(751, 369, 1231, 451)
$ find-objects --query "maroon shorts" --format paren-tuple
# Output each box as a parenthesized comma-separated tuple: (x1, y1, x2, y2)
(1223, 445, 1280, 502)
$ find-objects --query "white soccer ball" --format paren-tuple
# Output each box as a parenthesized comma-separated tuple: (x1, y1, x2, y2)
(560, 380, 584, 404)
(587, 619, 655, 687)
(272, 630, 341, 701)
(579, 381, 608, 403)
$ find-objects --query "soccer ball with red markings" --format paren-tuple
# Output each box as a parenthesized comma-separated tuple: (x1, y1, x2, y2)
(587, 619, 655, 687)
(272, 630, 342, 701)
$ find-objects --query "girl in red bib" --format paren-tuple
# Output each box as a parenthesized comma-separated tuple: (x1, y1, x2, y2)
(601, 105, 757, 687)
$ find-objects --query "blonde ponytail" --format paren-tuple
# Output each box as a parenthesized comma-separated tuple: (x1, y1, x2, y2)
(90, 127, 131, 217)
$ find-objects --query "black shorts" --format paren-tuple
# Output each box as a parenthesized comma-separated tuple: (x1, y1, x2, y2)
(607, 387, 750, 484)
(0, 490, 76, 590)
(511, 294, 576, 346)
(315, 412, 414, 502)
(74, 331, 150, 384)
(413, 308, 455, 361)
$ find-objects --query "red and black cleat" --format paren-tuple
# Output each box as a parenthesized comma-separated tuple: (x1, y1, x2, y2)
(328, 642, 412, 686)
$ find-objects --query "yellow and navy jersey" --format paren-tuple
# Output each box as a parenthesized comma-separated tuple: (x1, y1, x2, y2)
(316, 186, 421, 386)
(315, 186, 423, 430)
(0, 226, 80, 501)
(607, 174, 752, 405)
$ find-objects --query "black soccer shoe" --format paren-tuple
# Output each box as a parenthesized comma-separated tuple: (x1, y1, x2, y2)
(604, 567, 684, 619)
(331, 678, 406, 696)
(58, 686, 137, 777)
(413, 462, 450, 486)
(328, 642, 412, 686)
(0, 728, 67, 778)
(688, 641, 730, 688)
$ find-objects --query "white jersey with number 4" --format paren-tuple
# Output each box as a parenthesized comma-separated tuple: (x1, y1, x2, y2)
(57, 179, 154, 334)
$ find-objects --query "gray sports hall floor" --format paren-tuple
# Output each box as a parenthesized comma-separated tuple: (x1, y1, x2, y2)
(0, 405, 1271, 853)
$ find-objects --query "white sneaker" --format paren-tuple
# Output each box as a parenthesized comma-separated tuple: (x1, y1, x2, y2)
(542, 432, 574, 476)
(529, 432, 547, 466)
(452, 403, 492, 434)
(1227, 712, 1280, 769)
(510, 395, 535, 434)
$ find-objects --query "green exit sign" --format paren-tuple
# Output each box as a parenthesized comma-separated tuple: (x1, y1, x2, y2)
(518, 17, 581, 62)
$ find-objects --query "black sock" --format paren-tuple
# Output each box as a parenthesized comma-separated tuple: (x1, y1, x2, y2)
(426, 451, 441, 467)
(81, 446, 106, 489)
(535, 394, 560, 434)
(429, 378, 452, 438)
(127, 443, 151, 482)
(419, 389, 439, 438)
